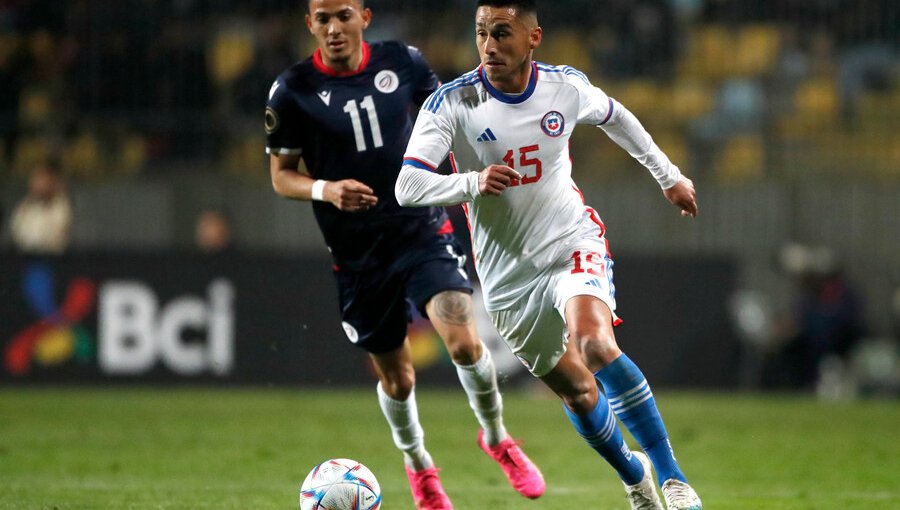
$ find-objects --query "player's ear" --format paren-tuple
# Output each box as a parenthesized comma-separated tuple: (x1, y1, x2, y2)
(305, 14, 314, 33)
(361, 7, 372, 29)
(529, 26, 543, 50)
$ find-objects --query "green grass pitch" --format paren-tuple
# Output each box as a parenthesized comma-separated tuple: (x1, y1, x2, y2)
(0, 387, 897, 509)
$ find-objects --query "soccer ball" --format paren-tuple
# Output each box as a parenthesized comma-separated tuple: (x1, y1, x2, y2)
(299, 458, 381, 510)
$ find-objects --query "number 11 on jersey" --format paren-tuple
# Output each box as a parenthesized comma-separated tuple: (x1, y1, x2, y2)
(343, 95, 383, 152)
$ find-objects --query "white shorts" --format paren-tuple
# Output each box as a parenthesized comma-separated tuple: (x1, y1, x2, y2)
(488, 236, 620, 377)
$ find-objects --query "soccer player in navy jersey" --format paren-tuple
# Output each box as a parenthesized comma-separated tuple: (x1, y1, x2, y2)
(265, 1, 544, 508)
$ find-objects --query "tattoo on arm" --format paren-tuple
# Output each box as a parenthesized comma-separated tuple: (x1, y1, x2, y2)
(431, 291, 474, 326)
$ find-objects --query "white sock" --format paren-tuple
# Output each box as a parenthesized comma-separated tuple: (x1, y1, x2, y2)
(376, 382, 434, 471)
(454, 346, 508, 446)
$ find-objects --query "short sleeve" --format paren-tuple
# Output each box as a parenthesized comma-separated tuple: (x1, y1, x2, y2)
(407, 45, 441, 106)
(565, 69, 614, 127)
(265, 77, 305, 156)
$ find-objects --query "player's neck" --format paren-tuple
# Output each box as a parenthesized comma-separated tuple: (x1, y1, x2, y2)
(323, 52, 362, 74)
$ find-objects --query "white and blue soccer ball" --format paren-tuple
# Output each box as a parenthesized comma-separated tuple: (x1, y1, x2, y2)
(299, 458, 382, 510)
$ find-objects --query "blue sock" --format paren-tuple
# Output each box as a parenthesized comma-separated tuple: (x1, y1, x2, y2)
(563, 392, 644, 485)
(595, 353, 687, 485)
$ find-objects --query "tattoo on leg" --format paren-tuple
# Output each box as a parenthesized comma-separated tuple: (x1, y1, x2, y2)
(432, 291, 473, 326)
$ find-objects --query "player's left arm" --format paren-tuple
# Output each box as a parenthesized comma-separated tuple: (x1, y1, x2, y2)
(601, 101, 698, 218)
(572, 74, 697, 217)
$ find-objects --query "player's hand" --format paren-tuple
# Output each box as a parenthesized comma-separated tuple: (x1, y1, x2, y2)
(478, 165, 522, 196)
(325, 179, 378, 212)
(663, 176, 698, 218)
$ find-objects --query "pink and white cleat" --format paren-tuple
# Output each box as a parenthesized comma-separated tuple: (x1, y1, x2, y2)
(404, 465, 453, 510)
(478, 429, 546, 499)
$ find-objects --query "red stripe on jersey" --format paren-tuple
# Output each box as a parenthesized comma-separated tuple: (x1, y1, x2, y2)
(436, 218, 453, 235)
(312, 42, 371, 77)
(571, 185, 606, 238)
(403, 156, 437, 171)
(613, 317, 623, 327)
(449, 151, 459, 174)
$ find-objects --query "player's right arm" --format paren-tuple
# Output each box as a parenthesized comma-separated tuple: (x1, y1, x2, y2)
(269, 155, 377, 212)
(266, 77, 376, 212)
(395, 107, 520, 207)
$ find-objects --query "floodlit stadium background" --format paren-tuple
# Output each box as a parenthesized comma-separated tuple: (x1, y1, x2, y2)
(0, 0, 897, 393)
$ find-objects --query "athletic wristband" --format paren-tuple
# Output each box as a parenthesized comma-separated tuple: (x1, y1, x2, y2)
(310, 180, 327, 201)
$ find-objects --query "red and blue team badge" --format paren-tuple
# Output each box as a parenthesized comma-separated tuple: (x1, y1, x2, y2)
(541, 111, 565, 137)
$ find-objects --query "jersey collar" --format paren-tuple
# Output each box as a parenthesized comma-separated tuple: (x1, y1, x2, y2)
(312, 41, 371, 77)
(478, 62, 538, 104)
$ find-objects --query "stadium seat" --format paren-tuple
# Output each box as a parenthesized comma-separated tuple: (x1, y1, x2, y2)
(612, 79, 660, 117)
(666, 80, 714, 123)
(11, 137, 52, 177)
(18, 88, 53, 127)
(0, 33, 21, 65)
(118, 133, 148, 175)
(536, 32, 592, 74)
(734, 25, 781, 77)
(794, 78, 839, 119)
(62, 131, 103, 179)
(209, 27, 256, 84)
(715, 134, 765, 182)
(679, 24, 733, 81)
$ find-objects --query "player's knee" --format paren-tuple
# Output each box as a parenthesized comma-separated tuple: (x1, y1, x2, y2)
(559, 379, 598, 415)
(445, 337, 483, 365)
(379, 369, 416, 401)
(569, 329, 620, 371)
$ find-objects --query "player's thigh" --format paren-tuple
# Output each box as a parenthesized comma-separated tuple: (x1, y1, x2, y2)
(491, 284, 568, 377)
(334, 267, 408, 354)
(406, 237, 477, 349)
(563, 295, 622, 370)
(425, 290, 483, 364)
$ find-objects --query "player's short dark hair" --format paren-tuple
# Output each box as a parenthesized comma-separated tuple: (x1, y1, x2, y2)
(476, 0, 537, 14)
(307, 0, 364, 8)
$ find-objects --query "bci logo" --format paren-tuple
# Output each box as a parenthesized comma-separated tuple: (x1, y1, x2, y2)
(99, 279, 235, 376)
(4, 264, 235, 377)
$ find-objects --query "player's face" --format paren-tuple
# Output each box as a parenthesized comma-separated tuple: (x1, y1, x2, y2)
(475, 6, 541, 92)
(307, 0, 371, 71)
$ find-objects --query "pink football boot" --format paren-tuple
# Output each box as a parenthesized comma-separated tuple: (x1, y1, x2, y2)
(404, 465, 453, 510)
(478, 429, 546, 499)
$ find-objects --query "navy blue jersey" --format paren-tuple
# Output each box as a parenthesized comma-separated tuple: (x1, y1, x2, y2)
(266, 41, 450, 269)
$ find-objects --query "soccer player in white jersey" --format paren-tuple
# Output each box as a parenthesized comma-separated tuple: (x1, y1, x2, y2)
(395, 1, 702, 509)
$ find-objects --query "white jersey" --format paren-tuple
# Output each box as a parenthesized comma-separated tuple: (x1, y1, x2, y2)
(401, 62, 679, 311)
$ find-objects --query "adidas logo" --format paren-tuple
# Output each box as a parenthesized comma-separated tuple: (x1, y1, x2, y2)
(585, 278, 603, 288)
(476, 128, 497, 143)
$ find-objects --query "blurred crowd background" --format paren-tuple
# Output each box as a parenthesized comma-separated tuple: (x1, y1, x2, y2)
(0, 0, 897, 393)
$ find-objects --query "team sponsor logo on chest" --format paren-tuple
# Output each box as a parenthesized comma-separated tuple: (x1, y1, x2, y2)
(541, 111, 565, 137)
(374, 70, 399, 94)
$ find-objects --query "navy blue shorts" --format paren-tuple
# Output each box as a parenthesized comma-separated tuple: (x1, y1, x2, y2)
(333, 235, 473, 354)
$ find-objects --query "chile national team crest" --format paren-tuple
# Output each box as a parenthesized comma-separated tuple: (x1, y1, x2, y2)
(541, 111, 565, 137)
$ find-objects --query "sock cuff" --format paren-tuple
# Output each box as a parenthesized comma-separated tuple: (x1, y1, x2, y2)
(452, 344, 492, 373)
(595, 353, 646, 396)
(563, 394, 615, 439)
(377, 382, 416, 409)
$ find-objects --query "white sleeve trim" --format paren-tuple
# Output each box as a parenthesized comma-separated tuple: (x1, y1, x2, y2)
(599, 99, 681, 189)
(265, 147, 303, 156)
(395, 166, 481, 207)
